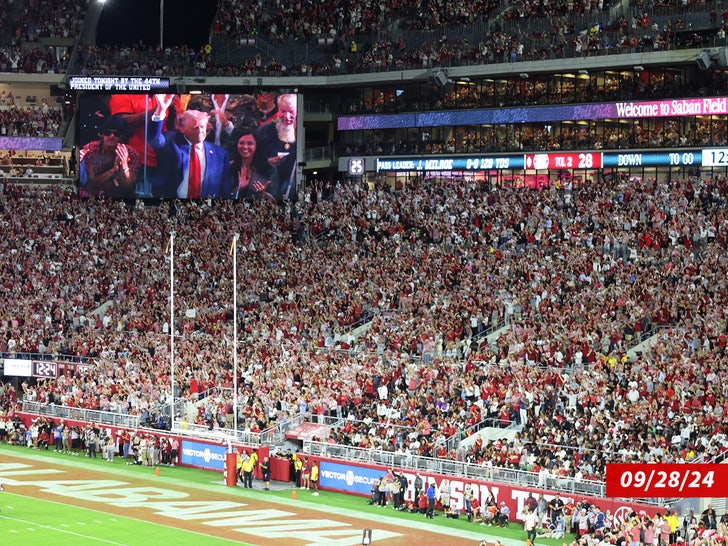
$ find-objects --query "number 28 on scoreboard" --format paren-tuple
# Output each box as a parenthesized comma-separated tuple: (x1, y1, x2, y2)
(524, 152, 603, 170)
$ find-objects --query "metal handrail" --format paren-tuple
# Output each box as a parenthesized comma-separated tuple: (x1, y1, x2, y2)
(21, 400, 141, 429)
(304, 438, 609, 498)
(17, 398, 689, 505)
(1, 351, 95, 364)
(171, 422, 262, 446)
(259, 413, 306, 445)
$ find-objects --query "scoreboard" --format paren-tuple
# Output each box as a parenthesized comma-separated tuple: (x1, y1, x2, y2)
(374, 148, 718, 172)
(524, 152, 602, 170)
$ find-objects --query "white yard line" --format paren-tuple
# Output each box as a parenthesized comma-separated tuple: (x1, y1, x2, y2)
(0, 515, 130, 546)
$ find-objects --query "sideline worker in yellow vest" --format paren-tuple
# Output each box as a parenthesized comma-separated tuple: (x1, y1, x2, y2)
(310, 460, 320, 496)
(242, 451, 255, 488)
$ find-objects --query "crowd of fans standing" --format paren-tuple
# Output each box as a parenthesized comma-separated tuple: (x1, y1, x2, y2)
(0, 168, 726, 487)
(0, 3, 727, 537)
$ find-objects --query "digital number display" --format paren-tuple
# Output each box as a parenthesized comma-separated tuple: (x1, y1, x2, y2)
(348, 158, 365, 175)
(374, 148, 728, 173)
(702, 148, 728, 166)
(524, 152, 602, 170)
(464, 157, 512, 170)
(32, 360, 58, 378)
(606, 464, 725, 498)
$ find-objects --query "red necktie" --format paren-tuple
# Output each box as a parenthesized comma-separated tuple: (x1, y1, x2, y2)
(188, 144, 201, 199)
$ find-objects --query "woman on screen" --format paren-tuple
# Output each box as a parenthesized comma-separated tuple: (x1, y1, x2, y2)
(230, 127, 275, 200)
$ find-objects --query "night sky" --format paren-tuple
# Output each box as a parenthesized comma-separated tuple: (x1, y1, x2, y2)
(96, 0, 220, 48)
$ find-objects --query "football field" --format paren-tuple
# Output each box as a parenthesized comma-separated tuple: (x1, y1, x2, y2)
(0, 444, 560, 546)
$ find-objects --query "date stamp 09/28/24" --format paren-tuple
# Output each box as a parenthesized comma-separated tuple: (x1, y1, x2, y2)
(606, 464, 725, 498)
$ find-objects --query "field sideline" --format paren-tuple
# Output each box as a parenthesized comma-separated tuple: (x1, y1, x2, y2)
(0, 444, 572, 545)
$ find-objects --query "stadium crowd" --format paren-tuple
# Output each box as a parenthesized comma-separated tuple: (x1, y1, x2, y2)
(365, 477, 728, 546)
(67, 19, 716, 79)
(61, 0, 727, 80)
(340, 116, 728, 157)
(212, 0, 499, 44)
(0, 0, 724, 78)
(0, 45, 67, 74)
(0, 167, 726, 485)
(0, 2, 727, 534)
(10, 0, 87, 43)
(0, 101, 63, 137)
(0, 413, 179, 466)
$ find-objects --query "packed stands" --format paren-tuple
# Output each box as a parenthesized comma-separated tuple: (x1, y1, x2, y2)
(61, 0, 726, 78)
(0, 101, 63, 137)
(1, 168, 727, 483)
(12, 0, 87, 42)
(0, 0, 727, 522)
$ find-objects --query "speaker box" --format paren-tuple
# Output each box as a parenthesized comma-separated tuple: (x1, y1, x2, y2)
(697, 51, 712, 70)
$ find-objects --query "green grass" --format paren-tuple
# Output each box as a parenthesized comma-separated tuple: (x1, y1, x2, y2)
(0, 491, 246, 546)
(1, 443, 576, 546)
(1, 444, 249, 546)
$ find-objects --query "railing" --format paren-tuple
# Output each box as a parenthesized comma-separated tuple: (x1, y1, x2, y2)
(320, 415, 425, 444)
(307, 414, 347, 428)
(454, 417, 520, 458)
(22, 400, 141, 429)
(304, 439, 608, 498)
(0, 351, 95, 364)
(470, 316, 509, 347)
(700, 450, 727, 464)
(17, 399, 682, 505)
(624, 323, 671, 353)
(304, 145, 334, 163)
(172, 413, 308, 447)
(260, 413, 306, 445)
(443, 429, 463, 454)
(172, 421, 263, 446)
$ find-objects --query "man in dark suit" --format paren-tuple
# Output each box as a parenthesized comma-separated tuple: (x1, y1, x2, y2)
(148, 94, 233, 199)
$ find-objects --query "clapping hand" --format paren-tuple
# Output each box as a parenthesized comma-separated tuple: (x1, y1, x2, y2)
(154, 94, 176, 117)
(251, 179, 271, 194)
(237, 165, 252, 190)
(210, 108, 230, 128)
(115, 143, 129, 168)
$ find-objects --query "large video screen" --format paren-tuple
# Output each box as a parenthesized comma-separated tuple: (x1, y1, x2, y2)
(77, 92, 301, 201)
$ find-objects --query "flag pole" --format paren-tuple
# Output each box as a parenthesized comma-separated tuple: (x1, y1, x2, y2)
(169, 230, 175, 430)
(232, 234, 239, 438)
